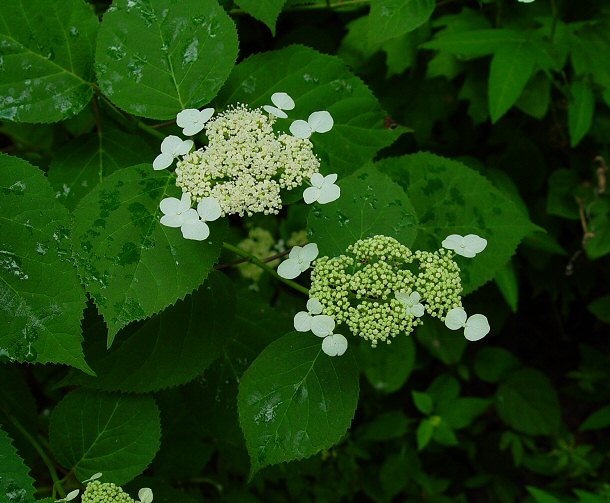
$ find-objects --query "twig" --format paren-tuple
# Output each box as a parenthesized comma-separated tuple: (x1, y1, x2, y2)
(215, 248, 291, 269)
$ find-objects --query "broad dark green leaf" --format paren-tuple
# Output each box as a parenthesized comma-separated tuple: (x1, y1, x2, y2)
(238, 331, 359, 475)
(95, 0, 238, 119)
(360, 336, 415, 393)
(216, 45, 401, 176)
(588, 295, 610, 324)
(579, 404, 610, 432)
(378, 153, 538, 293)
(516, 72, 551, 120)
(48, 131, 155, 210)
(72, 165, 225, 343)
(368, 0, 434, 46)
(234, 0, 287, 35)
(488, 43, 537, 123)
(412, 391, 433, 414)
(308, 164, 417, 257)
(439, 397, 491, 429)
(568, 80, 594, 147)
(527, 487, 564, 503)
(422, 29, 525, 58)
(416, 317, 466, 365)
(0, 426, 35, 503)
(49, 390, 161, 484)
(0, 0, 98, 122)
(62, 272, 234, 392)
(358, 411, 409, 441)
(496, 369, 561, 435)
(474, 346, 521, 383)
(0, 154, 90, 372)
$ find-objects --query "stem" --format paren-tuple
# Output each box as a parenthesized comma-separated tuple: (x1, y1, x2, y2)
(550, 0, 558, 42)
(4, 413, 66, 498)
(222, 242, 309, 295)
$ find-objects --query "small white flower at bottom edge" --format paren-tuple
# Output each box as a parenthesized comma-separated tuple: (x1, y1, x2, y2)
(322, 333, 348, 356)
(138, 487, 154, 503)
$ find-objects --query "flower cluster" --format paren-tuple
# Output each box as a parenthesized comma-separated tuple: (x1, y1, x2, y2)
(237, 227, 280, 281)
(280, 233, 489, 356)
(152, 92, 341, 241)
(55, 473, 153, 503)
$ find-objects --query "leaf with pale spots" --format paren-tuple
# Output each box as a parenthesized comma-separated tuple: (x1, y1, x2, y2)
(378, 153, 539, 293)
(95, 0, 238, 119)
(308, 164, 418, 257)
(0, 0, 98, 122)
(238, 331, 359, 475)
(216, 45, 402, 176)
(0, 426, 36, 503)
(72, 164, 226, 345)
(0, 154, 90, 373)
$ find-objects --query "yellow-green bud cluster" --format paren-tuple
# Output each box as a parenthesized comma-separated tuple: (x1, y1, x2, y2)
(309, 235, 463, 347)
(175, 104, 320, 217)
(237, 228, 278, 281)
(81, 481, 134, 503)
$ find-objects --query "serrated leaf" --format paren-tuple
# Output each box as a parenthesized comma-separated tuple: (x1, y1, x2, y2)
(568, 80, 594, 147)
(238, 331, 359, 475)
(488, 42, 537, 123)
(95, 0, 238, 119)
(422, 29, 526, 58)
(368, 0, 434, 46)
(378, 153, 539, 293)
(216, 45, 401, 176)
(48, 131, 155, 210)
(234, 0, 287, 35)
(0, 154, 90, 372)
(308, 164, 417, 257)
(360, 336, 415, 393)
(62, 272, 234, 392)
(496, 368, 561, 436)
(49, 390, 161, 484)
(0, 426, 36, 503)
(0, 0, 97, 122)
(72, 165, 225, 343)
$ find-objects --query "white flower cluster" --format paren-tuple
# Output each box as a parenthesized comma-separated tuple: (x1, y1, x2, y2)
(55, 473, 153, 503)
(294, 298, 348, 357)
(151, 92, 341, 240)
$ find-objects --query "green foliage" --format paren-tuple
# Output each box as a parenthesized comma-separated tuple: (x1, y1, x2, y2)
(49, 389, 161, 484)
(360, 336, 415, 393)
(0, 426, 35, 503)
(368, 0, 435, 45)
(0, 0, 98, 122)
(234, 0, 287, 34)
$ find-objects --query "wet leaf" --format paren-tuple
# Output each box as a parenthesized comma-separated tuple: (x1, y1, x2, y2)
(0, 426, 36, 503)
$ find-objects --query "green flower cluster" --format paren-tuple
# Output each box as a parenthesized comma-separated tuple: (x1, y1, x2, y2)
(237, 228, 278, 281)
(81, 481, 134, 503)
(309, 235, 463, 347)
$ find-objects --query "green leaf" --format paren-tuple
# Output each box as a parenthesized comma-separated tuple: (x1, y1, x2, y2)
(48, 131, 155, 210)
(416, 318, 466, 365)
(0, 426, 35, 503)
(368, 0, 434, 46)
(49, 390, 161, 484)
(216, 45, 401, 176)
(360, 336, 415, 393)
(72, 165, 225, 344)
(0, 0, 97, 122)
(422, 29, 525, 58)
(488, 43, 537, 123)
(474, 346, 521, 383)
(0, 154, 90, 372)
(61, 272, 234, 392)
(439, 397, 491, 429)
(496, 368, 561, 436)
(412, 391, 434, 414)
(416, 418, 434, 450)
(585, 199, 610, 260)
(568, 80, 595, 147)
(378, 153, 538, 293)
(494, 260, 518, 312)
(95, 0, 238, 119)
(516, 72, 551, 120)
(579, 404, 610, 432)
(308, 164, 417, 257)
(234, 0, 287, 35)
(588, 294, 610, 324)
(237, 331, 359, 475)
(527, 487, 564, 503)
(358, 411, 408, 441)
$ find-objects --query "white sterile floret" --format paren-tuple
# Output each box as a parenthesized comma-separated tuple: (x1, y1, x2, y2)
(442, 234, 487, 258)
(176, 107, 214, 136)
(138, 487, 154, 503)
(322, 333, 348, 356)
(82, 473, 103, 483)
(181, 197, 222, 241)
(289, 110, 334, 139)
(303, 173, 340, 204)
(311, 315, 335, 337)
(517, 0, 535, 3)
(294, 298, 323, 331)
(395, 291, 425, 317)
(277, 243, 319, 279)
(56, 489, 79, 502)
(263, 92, 295, 119)
(153, 135, 194, 170)
(159, 192, 196, 228)
(444, 307, 490, 341)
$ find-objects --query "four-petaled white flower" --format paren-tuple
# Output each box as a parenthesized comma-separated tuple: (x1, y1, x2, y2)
(442, 234, 487, 258)
(444, 307, 490, 341)
(322, 333, 348, 356)
(181, 197, 222, 241)
(290, 110, 334, 139)
(153, 135, 194, 170)
(294, 299, 336, 337)
(277, 243, 319, 279)
(303, 173, 340, 204)
(395, 291, 425, 317)
(263, 92, 295, 119)
(160, 193, 197, 228)
(55, 489, 80, 502)
(176, 107, 214, 136)
(137, 488, 154, 503)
